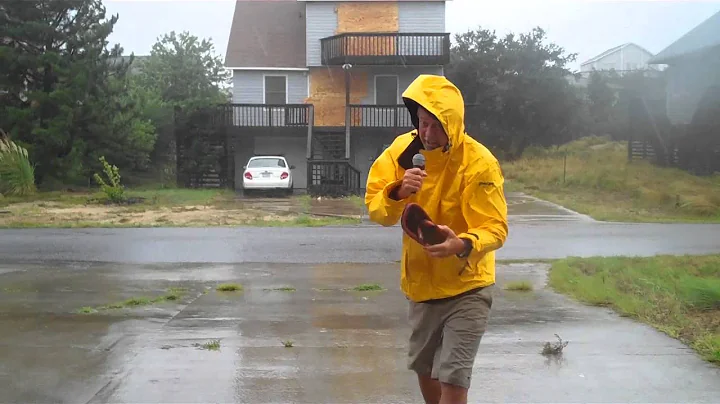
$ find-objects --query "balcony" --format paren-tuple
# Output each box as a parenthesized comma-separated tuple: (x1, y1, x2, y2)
(224, 104, 312, 127)
(349, 105, 413, 129)
(321, 33, 451, 66)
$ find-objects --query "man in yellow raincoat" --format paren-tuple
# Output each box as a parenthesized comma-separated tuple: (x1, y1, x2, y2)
(365, 74, 508, 404)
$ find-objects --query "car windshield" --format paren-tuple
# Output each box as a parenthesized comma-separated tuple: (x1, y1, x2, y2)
(248, 158, 286, 168)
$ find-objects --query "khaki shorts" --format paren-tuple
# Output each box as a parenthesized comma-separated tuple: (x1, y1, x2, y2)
(407, 285, 494, 389)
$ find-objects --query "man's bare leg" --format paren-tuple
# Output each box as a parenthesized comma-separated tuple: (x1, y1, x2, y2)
(417, 374, 441, 404)
(439, 382, 468, 404)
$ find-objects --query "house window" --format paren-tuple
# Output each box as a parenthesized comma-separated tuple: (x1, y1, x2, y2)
(375, 75, 399, 105)
(264, 75, 286, 104)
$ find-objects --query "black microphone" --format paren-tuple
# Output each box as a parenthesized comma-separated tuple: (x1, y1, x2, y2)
(412, 153, 425, 170)
(411, 153, 425, 195)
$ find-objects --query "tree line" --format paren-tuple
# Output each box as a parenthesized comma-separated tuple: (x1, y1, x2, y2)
(445, 27, 667, 159)
(0, 0, 667, 190)
(0, 0, 228, 189)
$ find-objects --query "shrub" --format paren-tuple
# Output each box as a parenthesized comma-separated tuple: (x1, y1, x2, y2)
(93, 156, 125, 203)
(0, 132, 36, 197)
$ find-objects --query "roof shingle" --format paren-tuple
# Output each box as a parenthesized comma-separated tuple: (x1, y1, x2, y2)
(224, 0, 307, 69)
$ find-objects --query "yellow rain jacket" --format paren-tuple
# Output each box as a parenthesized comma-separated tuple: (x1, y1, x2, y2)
(365, 74, 508, 303)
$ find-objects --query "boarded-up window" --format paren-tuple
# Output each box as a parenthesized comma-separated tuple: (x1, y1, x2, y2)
(264, 76, 287, 104)
(375, 76, 398, 105)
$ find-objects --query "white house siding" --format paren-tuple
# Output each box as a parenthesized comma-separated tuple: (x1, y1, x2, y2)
(231, 70, 308, 104)
(305, 2, 337, 67)
(398, 1, 445, 32)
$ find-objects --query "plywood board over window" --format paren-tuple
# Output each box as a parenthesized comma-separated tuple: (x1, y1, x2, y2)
(336, 2, 399, 57)
(305, 67, 368, 127)
(336, 2, 399, 33)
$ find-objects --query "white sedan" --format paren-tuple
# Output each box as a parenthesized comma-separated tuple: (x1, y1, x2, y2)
(242, 155, 294, 195)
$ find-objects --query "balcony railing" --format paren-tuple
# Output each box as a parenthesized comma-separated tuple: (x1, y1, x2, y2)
(321, 33, 451, 66)
(349, 105, 413, 128)
(224, 104, 312, 127)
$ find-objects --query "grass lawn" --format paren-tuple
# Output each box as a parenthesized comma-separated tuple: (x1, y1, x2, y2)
(503, 136, 720, 223)
(548, 255, 720, 363)
(0, 187, 234, 208)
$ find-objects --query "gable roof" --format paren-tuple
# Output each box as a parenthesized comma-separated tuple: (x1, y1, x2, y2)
(580, 43, 654, 66)
(224, 0, 306, 69)
(649, 10, 720, 64)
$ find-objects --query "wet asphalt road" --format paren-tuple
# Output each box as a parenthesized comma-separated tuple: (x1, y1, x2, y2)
(2, 193, 719, 264)
(1, 195, 720, 403)
(1, 220, 720, 264)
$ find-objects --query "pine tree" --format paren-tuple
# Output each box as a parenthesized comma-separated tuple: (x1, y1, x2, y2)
(0, 0, 155, 185)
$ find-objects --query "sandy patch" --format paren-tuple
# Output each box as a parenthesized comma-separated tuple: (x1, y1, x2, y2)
(0, 202, 295, 227)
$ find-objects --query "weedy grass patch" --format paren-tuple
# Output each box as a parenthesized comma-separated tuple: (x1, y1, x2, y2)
(548, 255, 720, 363)
(350, 283, 384, 292)
(76, 287, 189, 314)
(216, 283, 243, 292)
(504, 280, 534, 291)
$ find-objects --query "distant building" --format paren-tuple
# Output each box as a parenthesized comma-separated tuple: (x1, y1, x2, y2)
(648, 10, 720, 126)
(580, 43, 661, 74)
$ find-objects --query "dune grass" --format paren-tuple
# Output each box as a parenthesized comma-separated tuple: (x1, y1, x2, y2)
(549, 255, 720, 363)
(503, 136, 720, 223)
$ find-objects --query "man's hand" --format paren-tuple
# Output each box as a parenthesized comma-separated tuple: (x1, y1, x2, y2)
(423, 225, 468, 258)
(393, 168, 427, 200)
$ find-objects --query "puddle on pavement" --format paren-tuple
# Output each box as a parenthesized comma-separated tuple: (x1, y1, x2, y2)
(506, 192, 593, 222)
(312, 314, 400, 330)
(500, 289, 540, 302)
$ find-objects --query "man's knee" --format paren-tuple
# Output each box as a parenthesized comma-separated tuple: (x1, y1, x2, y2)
(440, 382, 469, 404)
(437, 365, 474, 390)
(436, 286, 493, 389)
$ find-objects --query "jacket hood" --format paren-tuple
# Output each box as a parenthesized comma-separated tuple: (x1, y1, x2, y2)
(402, 74, 466, 150)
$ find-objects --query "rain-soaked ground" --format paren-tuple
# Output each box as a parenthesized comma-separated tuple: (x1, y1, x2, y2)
(1, 192, 720, 402)
(237, 191, 594, 222)
(3, 192, 720, 264)
(1, 261, 719, 403)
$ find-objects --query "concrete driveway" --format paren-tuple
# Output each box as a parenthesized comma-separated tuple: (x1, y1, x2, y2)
(1, 261, 718, 403)
(1, 193, 719, 403)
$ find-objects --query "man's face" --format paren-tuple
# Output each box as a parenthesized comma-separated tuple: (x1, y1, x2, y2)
(417, 107, 448, 151)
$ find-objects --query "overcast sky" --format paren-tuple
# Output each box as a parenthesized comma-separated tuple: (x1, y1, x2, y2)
(103, 0, 720, 71)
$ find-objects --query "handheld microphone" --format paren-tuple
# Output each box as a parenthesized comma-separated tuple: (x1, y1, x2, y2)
(410, 153, 426, 195)
(412, 153, 425, 170)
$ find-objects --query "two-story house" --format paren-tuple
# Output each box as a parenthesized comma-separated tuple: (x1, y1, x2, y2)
(224, 0, 450, 194)
(580, 42, 662, 75)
